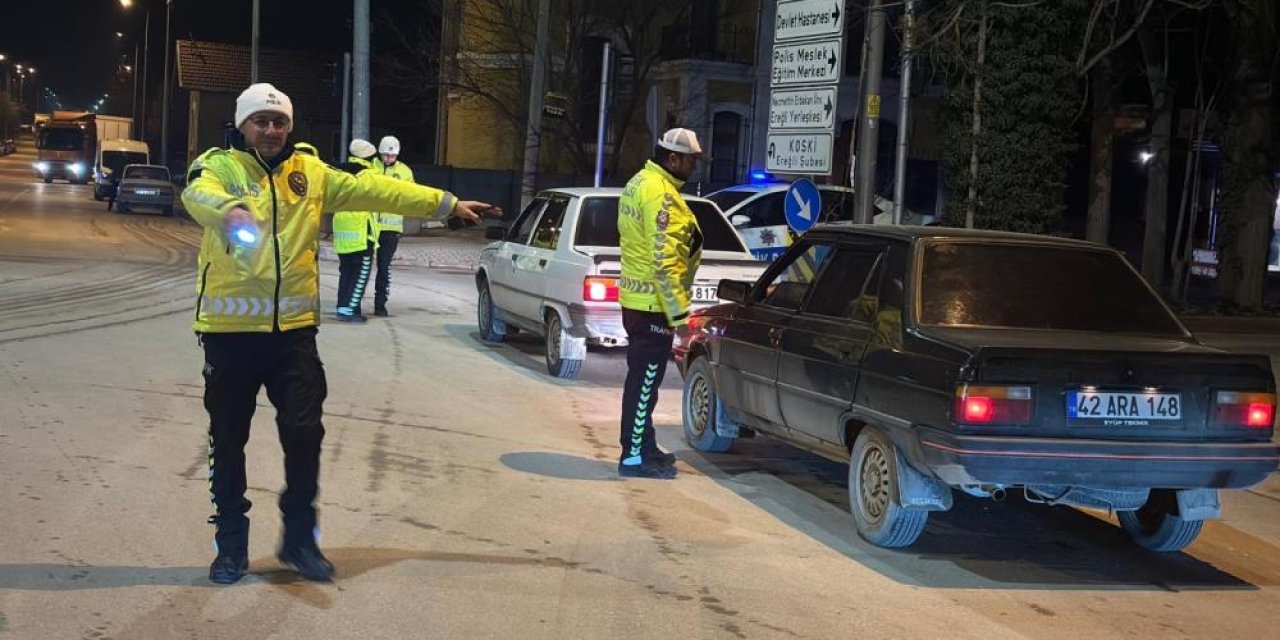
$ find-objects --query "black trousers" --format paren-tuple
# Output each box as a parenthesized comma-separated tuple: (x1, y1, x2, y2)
(375, 231, 401, 311)
(337, 246, 374, 315)
(619, 309, 674, 464)
(201, 328, 327, 553)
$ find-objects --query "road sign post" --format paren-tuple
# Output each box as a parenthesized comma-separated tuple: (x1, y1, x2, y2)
(766, 0, 846, 178)
(784, 178, 822, 233)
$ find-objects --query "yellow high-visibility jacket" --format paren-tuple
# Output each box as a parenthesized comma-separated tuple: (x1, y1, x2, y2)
(617, 160, 703, 327)
(374, 159, 415, 233)
(331, 156, 379, 254)
(182, 142, 457, 333)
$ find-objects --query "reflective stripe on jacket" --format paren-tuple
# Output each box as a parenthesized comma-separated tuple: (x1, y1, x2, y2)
(375, 160, 414, 233)
(182, 143, 457, 333)
(331, 156, 379, 254)
(617, 160, 702, 326)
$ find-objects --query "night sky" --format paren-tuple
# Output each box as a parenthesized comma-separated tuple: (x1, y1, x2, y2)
(2, 0, 427, 113)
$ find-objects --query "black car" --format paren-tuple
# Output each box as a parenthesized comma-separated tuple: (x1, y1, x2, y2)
(677, 225, 1279, 551)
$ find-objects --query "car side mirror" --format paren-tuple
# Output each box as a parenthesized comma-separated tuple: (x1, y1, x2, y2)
(484, 225, 507, 241)
(730, 214, 751, 228)
(717, 279, 752, 304)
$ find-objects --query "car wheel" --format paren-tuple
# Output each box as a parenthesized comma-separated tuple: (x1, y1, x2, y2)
(682, 357, 735, 452)
(849, 427, 928, 548)
(118, 202, 130, 214)
(1118, 492, 1204, 552)
(476, 281, 507, 343)
(163, 206, 174, 217)
(544, 310, 582, 379)
(43, 177, 52, 184)
(93, 190, 103, 201)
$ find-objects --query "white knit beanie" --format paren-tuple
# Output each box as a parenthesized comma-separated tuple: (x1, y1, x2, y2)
(348, 138, 377, 158)
(234, 83, 294, 128)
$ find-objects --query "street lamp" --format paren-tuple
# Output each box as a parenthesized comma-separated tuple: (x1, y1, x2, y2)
(120, 0, 151, 142)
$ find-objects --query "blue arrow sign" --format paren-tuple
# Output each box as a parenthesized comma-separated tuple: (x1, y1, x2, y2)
(784, 178, 821, 234)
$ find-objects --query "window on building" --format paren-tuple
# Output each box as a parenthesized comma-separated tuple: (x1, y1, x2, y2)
(710, 111, 741, 184)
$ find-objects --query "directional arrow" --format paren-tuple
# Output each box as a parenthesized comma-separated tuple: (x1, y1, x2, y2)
(791, 189, 812, 221)
(832, 2, 841, 22)
(824, 96, 833, 117)
(828, 49, 838, 71)
(768, 142, 776, 158)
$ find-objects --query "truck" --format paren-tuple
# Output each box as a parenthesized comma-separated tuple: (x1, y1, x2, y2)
(34, 112, 133, 185)
(93, 139, 151, 201)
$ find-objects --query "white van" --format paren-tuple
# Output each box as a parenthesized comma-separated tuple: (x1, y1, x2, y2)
(94, 139, 151, 201)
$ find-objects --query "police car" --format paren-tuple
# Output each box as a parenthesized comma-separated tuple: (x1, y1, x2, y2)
(706, 174, 934, 260)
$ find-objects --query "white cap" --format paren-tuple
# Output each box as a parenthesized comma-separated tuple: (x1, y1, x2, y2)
(234, 83, 293, 128)
(348, 138, 376, 158)
(657, 128, 702, 155)
(378, 135, 401, 155)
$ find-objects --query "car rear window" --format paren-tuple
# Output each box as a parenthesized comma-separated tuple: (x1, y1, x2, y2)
(574, 196, 746, 252)
(124, 167, 170, 181)
(919, 242, 1185, 335)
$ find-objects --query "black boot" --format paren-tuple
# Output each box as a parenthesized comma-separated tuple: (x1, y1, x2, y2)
(643, 447, 677, 467)
(277, 543, 335, 582)
(618, 459, 677, 479)
(209, 521, 249, 584)
(209, 553, 249, 584)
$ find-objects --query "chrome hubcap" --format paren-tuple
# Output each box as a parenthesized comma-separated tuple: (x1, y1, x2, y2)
(687, 373, 711, 436)
(859, 445, 890, 523)
(547, 316, 561, 364)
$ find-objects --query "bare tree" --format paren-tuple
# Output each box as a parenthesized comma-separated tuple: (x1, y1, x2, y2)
(1215, 0, 1278, 308)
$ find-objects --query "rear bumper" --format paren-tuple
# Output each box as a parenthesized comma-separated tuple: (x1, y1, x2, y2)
(117, 193, 174, 209)
(567, 304, 627, 347)
(914, 427, 1280, 489)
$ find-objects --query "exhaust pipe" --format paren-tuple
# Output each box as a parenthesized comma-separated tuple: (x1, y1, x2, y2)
(990, 487, 1006, 502)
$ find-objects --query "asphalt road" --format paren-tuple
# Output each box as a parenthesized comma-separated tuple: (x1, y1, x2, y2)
(4, 143, 1280, 640)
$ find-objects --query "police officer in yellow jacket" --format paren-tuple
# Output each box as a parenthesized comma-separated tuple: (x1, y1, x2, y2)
(331, 138, 380, 322)
(616, 128, 704, 479)
(183, 84, 497, 584)
(372, 135, 413, 316)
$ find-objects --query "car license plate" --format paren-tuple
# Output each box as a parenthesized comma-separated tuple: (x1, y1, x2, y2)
(692, 285, 718, 302)
(1066, 390, 1181, 423)
(135, 189, 159, 196)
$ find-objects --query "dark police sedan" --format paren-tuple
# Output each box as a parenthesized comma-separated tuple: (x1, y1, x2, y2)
(677, 225, 1279, 551)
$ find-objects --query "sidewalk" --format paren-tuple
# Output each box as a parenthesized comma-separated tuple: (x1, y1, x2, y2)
(317, 226, 489, 272)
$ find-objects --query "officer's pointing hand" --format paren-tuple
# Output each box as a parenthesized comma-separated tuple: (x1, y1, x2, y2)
(451, 201, 502, 224)
(224, 206, 255, 239)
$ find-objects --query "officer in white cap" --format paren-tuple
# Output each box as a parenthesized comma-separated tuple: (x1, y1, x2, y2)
(331, 138, 381, 322)
(614, 128, 705, 479)
(183, 83, 500, 584)
(371, 135, 413, 316)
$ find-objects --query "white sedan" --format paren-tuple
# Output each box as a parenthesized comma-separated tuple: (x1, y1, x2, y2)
(476, 188, 765, 379)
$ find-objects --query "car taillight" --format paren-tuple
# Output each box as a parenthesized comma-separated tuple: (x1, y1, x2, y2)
(1214, 391, 1276, 428)
(583, 276, 619, 302)
(953, 384, 1033, 425)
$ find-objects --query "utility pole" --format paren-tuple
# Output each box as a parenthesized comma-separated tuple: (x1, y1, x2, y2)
(352, 0, 370, 141)
(854, 0, 887, 224)
(892, 0, 915, 225)
(340, 52, 352, 159)
(593, 42, 612, 188)
(140, 9, 150, 141)
(160, 0, 172, 169)
(251, 0, 260, 83)
(519, 0, 552, 211)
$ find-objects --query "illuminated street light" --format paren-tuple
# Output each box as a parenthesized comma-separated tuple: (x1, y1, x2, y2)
(1139, 151, 1154, 165)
